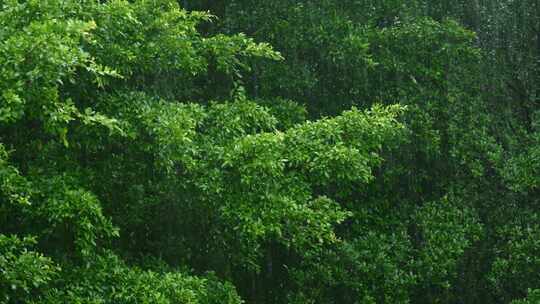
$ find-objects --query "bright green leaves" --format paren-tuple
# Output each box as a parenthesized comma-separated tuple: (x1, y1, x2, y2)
(0, 144, 32, 207)
(89, 0, 209, 79)
(84, 0, 280, 100)
(40, 252, 242, 304)
(138, 98, 205, 172)
(216, 105, 403, 256)
(205, 33, 283, 75)
(285, 105, 404, 187)
(0, 235, 59, 303)
(224, 132, 285, 184)
(0, 0, 280, 145)
(204, 100, 278, 144)
(511, 289, 540, 304)
(0, 0, 119, 143)
(4, 0, 528, 303)
(0, 90, 24, 124)
(109, 93, 404, 275)
(0, 0, 398, 303)
(284, 196, 350, 248)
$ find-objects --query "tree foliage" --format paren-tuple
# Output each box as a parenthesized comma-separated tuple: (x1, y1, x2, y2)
(1, 0, 539, 303)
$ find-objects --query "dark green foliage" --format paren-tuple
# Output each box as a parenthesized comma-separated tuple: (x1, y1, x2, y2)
(0, 235, 58, 303)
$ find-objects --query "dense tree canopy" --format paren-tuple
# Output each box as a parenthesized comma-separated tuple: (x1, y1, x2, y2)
(1, 0, 539, 303)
